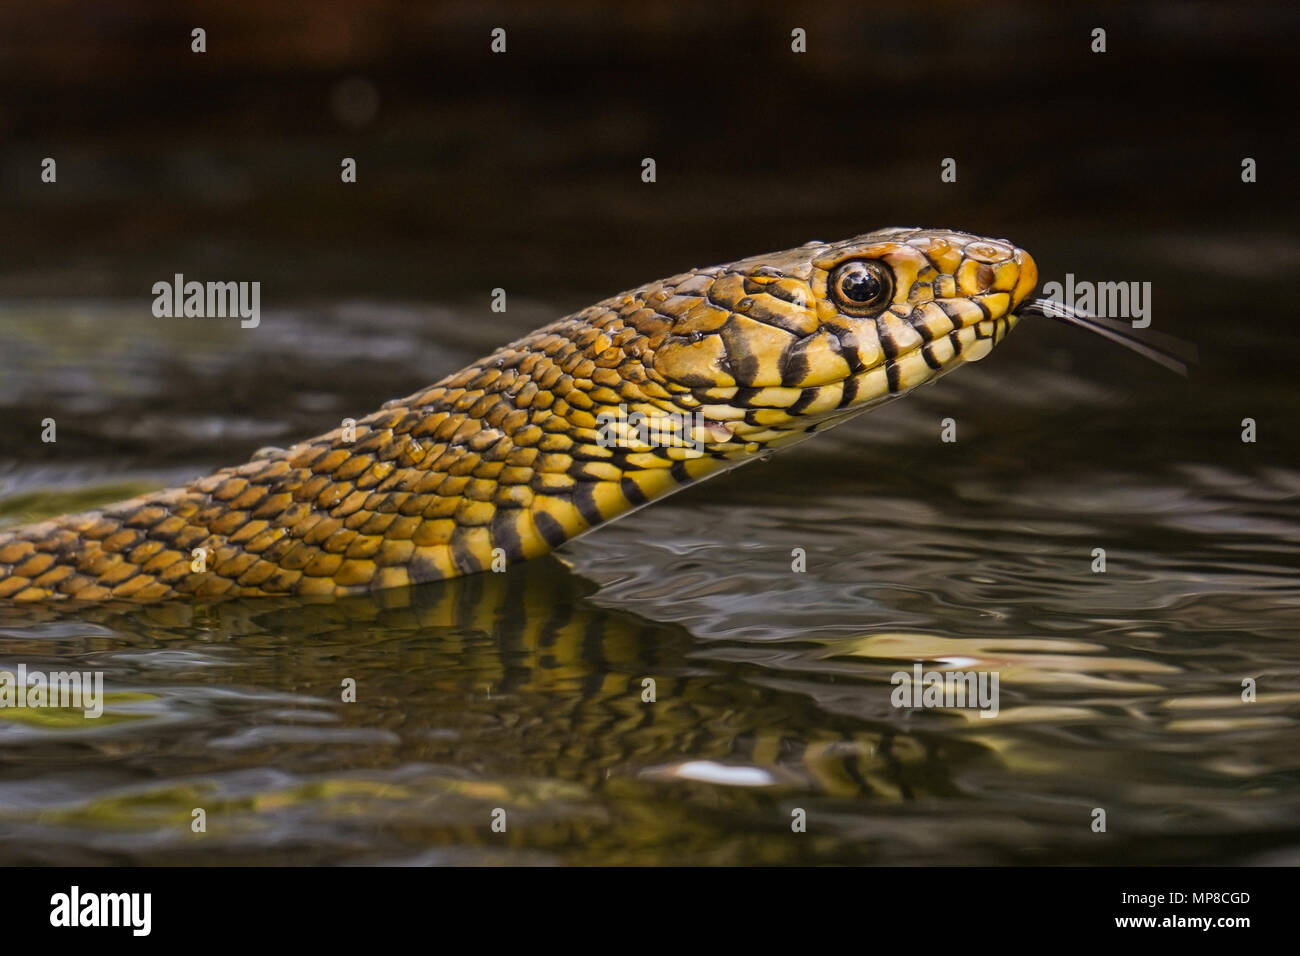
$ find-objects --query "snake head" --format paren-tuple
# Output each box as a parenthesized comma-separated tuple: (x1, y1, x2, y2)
(648, 227, 1038, 429)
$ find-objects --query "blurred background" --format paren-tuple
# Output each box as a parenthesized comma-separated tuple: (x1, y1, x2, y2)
(0, 0, 1295, 294)
(1, 1, 1298, 866)
(1, 0, 1297, 466)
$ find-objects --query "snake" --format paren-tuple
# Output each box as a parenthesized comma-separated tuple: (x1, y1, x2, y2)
(2, 226, 1178, 605)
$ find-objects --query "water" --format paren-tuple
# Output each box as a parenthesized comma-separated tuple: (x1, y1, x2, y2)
(1, 236, 1298, 865)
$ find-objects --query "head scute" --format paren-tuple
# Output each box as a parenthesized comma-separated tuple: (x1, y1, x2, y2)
(650, 228, 1038, 426)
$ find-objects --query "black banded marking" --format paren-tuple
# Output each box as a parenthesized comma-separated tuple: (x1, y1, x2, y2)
(837, 374, 860, 409)
(490, 510, 526, 563)
(876, 320, 903, 360)
(450, 527, 485, 575)
(920, 344, 944, 370)
(533, 511, 569, 549)
(788, 387, 823, 416)
(620, 474, 649, 506)
(780, 346, 811, 388)
(407, 549, 446, 585)
(823, 323, 867, 374)
(720, 333, 760, 388)
(571, 481, 606, 526)
(909, 313, 943, 343)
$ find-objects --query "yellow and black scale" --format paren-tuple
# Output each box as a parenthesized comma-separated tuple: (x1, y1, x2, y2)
(0, 227, 1037, 603)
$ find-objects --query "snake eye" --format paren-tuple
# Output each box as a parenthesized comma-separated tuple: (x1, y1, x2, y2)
(830, 259, 893, 315)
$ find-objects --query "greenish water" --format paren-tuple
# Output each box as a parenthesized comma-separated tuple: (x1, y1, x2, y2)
(1, 236, 1298, 864)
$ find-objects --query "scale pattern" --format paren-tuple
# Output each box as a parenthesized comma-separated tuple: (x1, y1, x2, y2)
(0, 228, 1037, 602)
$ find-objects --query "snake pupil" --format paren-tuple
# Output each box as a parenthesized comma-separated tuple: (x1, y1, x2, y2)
(831, 260, 891, 314)
(841, 269, 880, 303)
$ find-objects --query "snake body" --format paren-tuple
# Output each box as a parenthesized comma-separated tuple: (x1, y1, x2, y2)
(0, 228, 1036, 603)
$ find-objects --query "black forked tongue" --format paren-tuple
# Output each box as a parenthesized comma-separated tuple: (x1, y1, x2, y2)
(1018, 297, 1198, 377)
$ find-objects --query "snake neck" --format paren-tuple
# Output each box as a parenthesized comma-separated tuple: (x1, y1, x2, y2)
(0, 289, 772, 602)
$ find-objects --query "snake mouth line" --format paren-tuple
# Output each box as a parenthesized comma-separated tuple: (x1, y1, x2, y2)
(1018, 297, 1197, 376)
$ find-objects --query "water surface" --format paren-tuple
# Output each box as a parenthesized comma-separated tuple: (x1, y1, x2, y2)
(1, 239, 1297, 865)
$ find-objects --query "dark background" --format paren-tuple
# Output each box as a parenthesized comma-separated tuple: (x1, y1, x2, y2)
(0, 0, 1295, 467)
(1, 0, 1295, 298)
